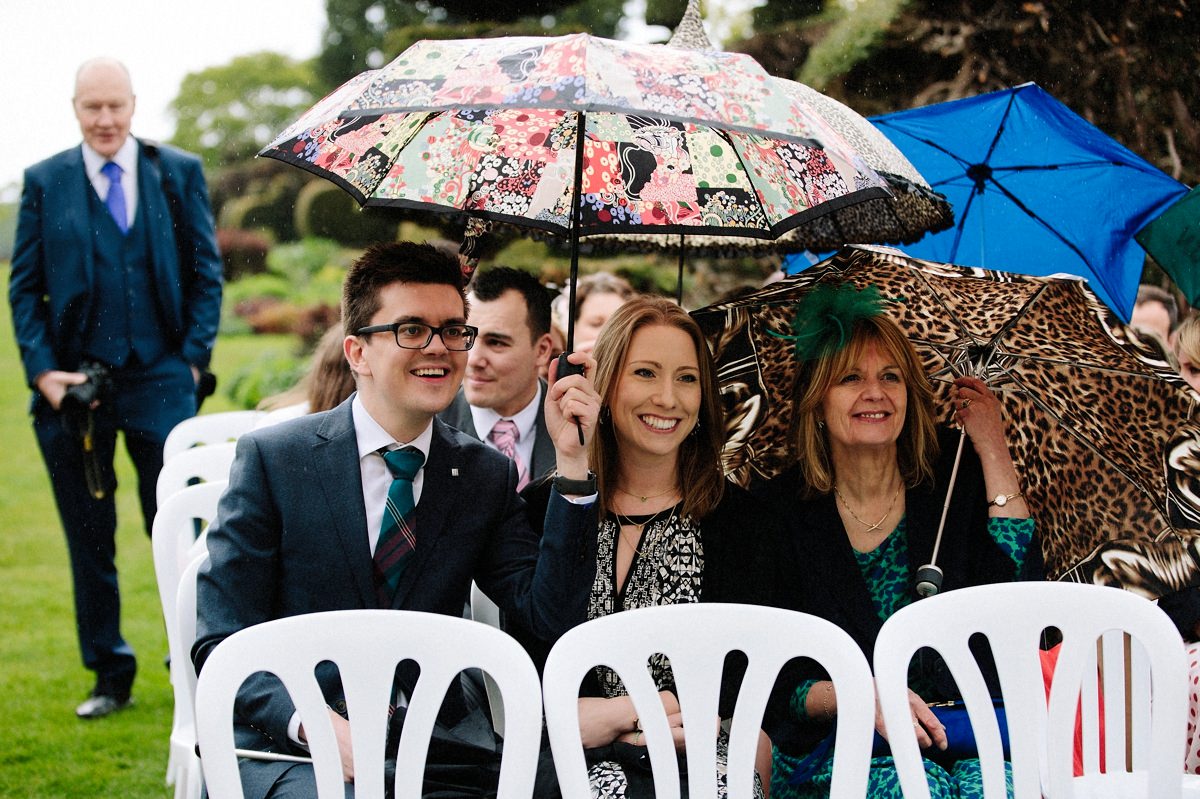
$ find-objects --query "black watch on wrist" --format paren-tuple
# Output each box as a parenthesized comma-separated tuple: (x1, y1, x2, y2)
(552, 470, 597, 495)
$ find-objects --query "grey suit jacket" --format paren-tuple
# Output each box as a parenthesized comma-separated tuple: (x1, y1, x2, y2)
(439, 380, 556, 483)
(193, 397, 595, 794)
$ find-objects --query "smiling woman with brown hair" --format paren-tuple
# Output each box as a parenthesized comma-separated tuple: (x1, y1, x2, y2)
(522, 294, 782, 797)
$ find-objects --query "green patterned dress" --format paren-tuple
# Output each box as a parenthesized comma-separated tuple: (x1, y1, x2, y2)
(771, 516, 1034, 799)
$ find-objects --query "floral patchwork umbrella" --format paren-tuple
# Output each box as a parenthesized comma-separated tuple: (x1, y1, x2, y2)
(261, 28, 899, 348)
(691, 245, 1200, 594)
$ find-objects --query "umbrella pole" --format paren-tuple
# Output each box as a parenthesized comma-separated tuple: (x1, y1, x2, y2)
(565, 110, 586, 354)
(915, 428, 968, 597)
(676, 234, 685, 305)
(554, 110, 588, 447)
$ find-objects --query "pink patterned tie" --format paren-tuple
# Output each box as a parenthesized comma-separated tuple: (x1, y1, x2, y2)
(488, 419, 528, 491)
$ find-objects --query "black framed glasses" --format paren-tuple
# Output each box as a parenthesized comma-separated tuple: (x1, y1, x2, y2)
(356, 321, 478, 351)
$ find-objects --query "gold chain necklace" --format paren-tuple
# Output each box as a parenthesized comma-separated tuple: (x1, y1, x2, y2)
(833, 483, 902, 533)
(612, 506, 675, 555)
(615, 484, 676, 503)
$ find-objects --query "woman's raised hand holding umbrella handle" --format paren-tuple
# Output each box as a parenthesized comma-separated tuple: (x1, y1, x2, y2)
(546, 351, 600, 482)
(953, 376, 1028, 517)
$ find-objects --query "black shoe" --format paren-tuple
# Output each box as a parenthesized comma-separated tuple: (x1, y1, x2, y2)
(76, 690, 133, 719)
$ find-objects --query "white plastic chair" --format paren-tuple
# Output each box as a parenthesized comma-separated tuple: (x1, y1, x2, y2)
(155, 440, 236, 506)
(470, 581, 507, 733)
(171, 552, 208, 799)
(254, 401, 310, 429)
(542, 603, 876, 799)
(163, 410, 265, 463)
(152, 480, 225, 798)
(194, 609, 544, 799)
(872, 582, 1190, 799)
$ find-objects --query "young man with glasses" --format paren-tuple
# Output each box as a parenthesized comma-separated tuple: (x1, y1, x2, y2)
(194, 241, 600, 798)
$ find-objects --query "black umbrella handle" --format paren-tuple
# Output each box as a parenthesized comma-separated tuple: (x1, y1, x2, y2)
(554, 352, 587, 447)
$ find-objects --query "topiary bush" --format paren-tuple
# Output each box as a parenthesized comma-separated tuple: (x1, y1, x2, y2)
(211, 159, 308, 242)
(293, 181, 399, 247)
(216, 228, 271, 280)
(219, 177, 298, 243)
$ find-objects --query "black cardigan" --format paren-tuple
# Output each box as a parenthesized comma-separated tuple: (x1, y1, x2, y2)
(755, 426, 1043, 755)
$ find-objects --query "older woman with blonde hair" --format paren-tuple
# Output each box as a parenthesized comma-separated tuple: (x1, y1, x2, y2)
(760, 285, 1038, 799)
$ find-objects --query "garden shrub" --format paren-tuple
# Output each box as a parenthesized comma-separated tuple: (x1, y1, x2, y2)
(216, 228, 271, 280)
(294, 181, 399, 246)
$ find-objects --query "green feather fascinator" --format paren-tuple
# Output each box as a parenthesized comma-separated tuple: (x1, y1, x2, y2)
(769, 283, 886, 363)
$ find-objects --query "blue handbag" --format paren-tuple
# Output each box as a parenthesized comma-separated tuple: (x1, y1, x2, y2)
(872, 699, 1010, 762)
(787, 699, 1009, 786)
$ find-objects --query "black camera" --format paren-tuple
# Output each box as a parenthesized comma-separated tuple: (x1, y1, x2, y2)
(60, 361, 113, 417)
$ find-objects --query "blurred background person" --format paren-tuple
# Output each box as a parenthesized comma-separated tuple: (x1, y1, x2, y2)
(8, 56, 222, 719)
(1173, 314, 1200, 395)
(441, 266, 556, 487)
(551, 272, 638, 359)
(1130, 283, 1180, 349)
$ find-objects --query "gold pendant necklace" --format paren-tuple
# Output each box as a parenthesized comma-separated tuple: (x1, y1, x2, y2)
(612, 505, 675, 555)
(834, 483, 902, 533)
(615, 484, 675, 503)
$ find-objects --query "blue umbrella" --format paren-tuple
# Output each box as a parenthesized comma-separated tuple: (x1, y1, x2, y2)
(859, 83, 1188, 320)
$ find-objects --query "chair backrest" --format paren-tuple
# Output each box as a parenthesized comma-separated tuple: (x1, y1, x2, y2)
(470, 581, 507, 733)
(177, 552, 207, 727)
(1076, 628, 1151, 779)
(173, 551, 208, 799)
(542, 603, 875, 799)
(163, 410, 265, 463)
(872, 582, 1187, 799)
(155, 440, 237, 506)
(194, 609, 544, 799)
(152, 482, 226, 693)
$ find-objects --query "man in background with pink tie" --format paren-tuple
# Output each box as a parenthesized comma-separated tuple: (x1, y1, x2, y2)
(440, 266, 557, 489)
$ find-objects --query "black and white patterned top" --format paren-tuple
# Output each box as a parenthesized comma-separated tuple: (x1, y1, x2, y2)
(589, 504, 702, 697)
(583, 503, 764, 799)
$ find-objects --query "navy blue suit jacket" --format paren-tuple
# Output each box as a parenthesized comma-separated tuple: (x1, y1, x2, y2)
(8, 140, 223, 385)
(193, 399, 596, 775)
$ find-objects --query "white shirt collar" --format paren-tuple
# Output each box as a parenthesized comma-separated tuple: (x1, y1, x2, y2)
(469, 382, 541, 443)
(352, 393, 434, 462)
(81, 136, 138, 182)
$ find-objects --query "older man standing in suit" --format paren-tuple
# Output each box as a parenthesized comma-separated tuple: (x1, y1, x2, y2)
(194, 242, 599, 798)
(440, 266, 556, 488)
(8, 57, 222, 719)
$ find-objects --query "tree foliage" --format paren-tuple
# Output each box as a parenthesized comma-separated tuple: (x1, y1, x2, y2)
(169, 52, 323, 169)
(317, 0, 623, 89)
(734, 0, 1198, 185)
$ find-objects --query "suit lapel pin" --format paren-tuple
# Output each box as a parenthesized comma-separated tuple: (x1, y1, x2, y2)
(451, 467, 460, 477)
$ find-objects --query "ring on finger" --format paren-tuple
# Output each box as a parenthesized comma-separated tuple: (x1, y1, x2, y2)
(961, 398, 972, 408)
(912, 718, 921, 728)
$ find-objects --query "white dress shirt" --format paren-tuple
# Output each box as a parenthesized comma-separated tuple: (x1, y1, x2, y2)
(352, 394, 434, 555)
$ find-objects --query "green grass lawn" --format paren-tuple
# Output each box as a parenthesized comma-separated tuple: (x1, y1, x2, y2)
(0, 266, 293, 797)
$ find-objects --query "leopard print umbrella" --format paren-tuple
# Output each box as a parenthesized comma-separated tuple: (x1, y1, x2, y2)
(692, 245, 1200, 596)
